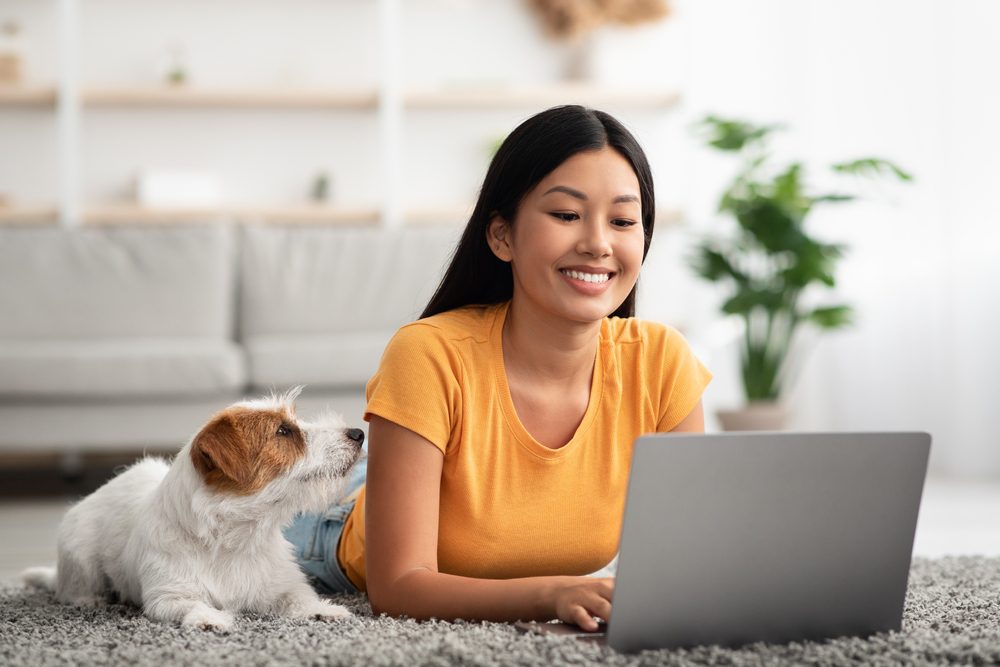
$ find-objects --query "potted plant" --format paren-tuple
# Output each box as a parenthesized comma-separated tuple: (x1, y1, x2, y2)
(691, 115, 912, 430)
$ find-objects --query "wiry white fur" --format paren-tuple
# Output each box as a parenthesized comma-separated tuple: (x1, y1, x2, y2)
(22, 391, 363, 632)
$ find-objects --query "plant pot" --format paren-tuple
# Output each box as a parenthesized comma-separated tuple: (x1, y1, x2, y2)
(716, 401, 789, 432)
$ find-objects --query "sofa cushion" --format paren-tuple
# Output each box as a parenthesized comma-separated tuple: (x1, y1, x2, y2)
(245, 333, 393, 389)
(240, 225, 459, 388)
(0, 338, 246, 398)
(0, 224, 237, 339)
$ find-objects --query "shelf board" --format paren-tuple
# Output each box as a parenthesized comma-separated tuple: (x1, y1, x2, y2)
(0, 86, 58, 107)
(83, 204, 380, 225)
(404, 84, 681, 110)
(3, 84, 680, 111)
(82, 87, 379, 110)
(0, 206, 60, 224)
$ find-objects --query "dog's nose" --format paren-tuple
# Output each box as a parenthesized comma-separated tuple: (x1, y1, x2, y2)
(346, 428, 365, 445)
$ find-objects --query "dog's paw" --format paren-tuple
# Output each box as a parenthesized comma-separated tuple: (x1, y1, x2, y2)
(314, 601, 352, 621)
(181, 606, 234, 632)
(292, 598, 352, 621)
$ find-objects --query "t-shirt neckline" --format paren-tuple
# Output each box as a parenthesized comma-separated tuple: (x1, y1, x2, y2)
(490, 301, 606, 461)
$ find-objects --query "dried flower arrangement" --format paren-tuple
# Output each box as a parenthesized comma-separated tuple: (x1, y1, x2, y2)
(527, 0, 670, 40)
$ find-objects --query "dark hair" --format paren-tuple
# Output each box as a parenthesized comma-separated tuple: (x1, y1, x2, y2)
(421, 105, 656, 320)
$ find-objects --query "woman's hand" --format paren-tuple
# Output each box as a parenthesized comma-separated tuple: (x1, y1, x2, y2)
(549, 576, 614, 631)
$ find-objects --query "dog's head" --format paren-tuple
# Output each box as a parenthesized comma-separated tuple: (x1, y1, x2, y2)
(187, 386, 363, 513)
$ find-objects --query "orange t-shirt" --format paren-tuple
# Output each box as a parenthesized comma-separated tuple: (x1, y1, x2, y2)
(337, 301, 711, 591)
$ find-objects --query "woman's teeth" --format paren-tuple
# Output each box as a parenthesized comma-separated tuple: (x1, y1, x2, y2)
(561, 269, 611, 284)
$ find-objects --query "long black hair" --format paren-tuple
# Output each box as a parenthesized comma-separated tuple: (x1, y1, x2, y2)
(420, 105, 656, 320)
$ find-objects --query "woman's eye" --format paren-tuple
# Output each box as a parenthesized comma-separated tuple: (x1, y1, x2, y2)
(276, 424, 291, 437)
(551, 211, 579, 222)
(612, 218, 638, 228)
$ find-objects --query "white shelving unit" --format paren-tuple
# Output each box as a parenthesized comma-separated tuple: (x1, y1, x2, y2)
(0, 0, 683, 229)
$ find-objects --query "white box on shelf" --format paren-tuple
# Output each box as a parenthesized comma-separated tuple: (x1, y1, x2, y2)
(135, 170, 223, 208)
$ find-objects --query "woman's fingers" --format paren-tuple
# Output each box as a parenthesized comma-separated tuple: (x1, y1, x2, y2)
(589, 595, 612, 624)
(571, 605, 600, 631)
(553, 576, 616, 630)
(572, 592, 613, 631)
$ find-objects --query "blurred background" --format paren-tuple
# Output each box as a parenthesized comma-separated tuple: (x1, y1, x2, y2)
(1, 0, 997, 577)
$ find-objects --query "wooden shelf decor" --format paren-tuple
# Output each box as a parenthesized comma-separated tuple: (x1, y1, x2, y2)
(1, 2, 685, 229)
(82, 87, 379, 110)
(0, 86, 58, 107)
(0, 206, 60, 224)
(82, 204, 381, 226)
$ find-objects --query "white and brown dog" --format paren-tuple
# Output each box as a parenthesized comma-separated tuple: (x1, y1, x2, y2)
(22, 387, 363, 631)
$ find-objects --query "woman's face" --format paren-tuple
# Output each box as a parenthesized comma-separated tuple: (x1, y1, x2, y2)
(488, 146, 646, 324)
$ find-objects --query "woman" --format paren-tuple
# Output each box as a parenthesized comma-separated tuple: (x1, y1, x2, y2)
(285, 105, 711, 631)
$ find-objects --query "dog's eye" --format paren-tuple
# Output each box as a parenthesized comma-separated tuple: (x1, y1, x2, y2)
(276, 424, 292, 437)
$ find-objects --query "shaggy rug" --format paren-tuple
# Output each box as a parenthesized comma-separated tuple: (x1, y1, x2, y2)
(1, 556, 998, 666)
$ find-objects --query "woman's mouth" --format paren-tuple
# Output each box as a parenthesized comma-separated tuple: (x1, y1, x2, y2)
(560, 269, 611, 283)
(559, 268, 615, 294)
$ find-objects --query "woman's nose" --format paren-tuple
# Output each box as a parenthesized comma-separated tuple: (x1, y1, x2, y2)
(576, 220, 612, 257)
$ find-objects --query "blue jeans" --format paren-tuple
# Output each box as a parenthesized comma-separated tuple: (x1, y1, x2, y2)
(283, 457, 367, 594)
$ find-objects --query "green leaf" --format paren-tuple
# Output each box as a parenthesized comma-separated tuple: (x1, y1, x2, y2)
(722, 288, 784, 315)
(732, 199, 805, 252)
(690, 246, 750, 285)
(806, 305, 853, 328)
(779, 240, 845, 288)
(831, 158, 913, 182)
(773, 163, 804, 203)
(812, 193, 856, 205)
(699, 115, 783, 152)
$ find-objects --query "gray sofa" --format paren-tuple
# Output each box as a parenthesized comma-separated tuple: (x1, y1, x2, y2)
(0, 223, 458, 455)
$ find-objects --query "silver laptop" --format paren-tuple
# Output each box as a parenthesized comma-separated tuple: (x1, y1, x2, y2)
(517, 431, 931, 653)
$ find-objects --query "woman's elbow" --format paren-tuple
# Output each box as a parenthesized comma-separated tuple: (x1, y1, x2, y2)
(366, 569, 431, 619)
(368, 592, 423, 620)
(366, 580, 392, 617)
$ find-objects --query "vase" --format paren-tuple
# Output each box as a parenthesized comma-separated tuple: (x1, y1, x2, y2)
(563, 32, 595, 82)
(716, 401, 789, 432)
(0, 20, 25, 86)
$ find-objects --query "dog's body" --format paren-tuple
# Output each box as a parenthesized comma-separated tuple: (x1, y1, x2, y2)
(22, 388, 364, 631)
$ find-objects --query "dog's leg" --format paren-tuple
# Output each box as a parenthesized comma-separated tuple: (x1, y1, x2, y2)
(273, 583, 352, 621)
(143, 589, 235, 631)
(54, 552, 107, 607)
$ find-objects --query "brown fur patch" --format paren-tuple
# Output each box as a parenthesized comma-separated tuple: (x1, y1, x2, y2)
(190, 406, 307, 495)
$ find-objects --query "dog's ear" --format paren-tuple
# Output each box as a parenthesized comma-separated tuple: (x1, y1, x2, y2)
(190, 415, 250, 489)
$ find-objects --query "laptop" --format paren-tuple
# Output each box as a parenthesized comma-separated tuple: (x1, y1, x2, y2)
(515, 431, 931, 652)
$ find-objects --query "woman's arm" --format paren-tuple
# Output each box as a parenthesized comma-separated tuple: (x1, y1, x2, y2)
(669, 400, 705, 433)
(364, 415, 612, 630)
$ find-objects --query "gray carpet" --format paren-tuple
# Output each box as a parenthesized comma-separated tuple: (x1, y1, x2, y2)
(2, 556, 998, 666)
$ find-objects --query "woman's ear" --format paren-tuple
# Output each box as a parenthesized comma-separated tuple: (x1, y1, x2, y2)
(487, 215, 513, 262)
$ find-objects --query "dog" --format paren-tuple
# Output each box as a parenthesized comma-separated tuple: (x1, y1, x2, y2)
(22, 386, 364, 631)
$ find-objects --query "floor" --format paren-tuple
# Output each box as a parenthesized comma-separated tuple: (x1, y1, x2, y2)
(2, 476, 999, 584)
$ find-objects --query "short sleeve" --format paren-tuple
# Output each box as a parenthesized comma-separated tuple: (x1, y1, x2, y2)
(654, 326, 713, 431)
(364, 323, 463, 455)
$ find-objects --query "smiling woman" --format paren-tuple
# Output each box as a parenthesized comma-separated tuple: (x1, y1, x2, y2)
(419, 105, 657, 321)
(486, 147, 646, 326)
(283, 105, 712, 632)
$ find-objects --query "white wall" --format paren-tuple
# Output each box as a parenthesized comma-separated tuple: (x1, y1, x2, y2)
(660, 0, 1000, 479)
(2, 0, 997, 478)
